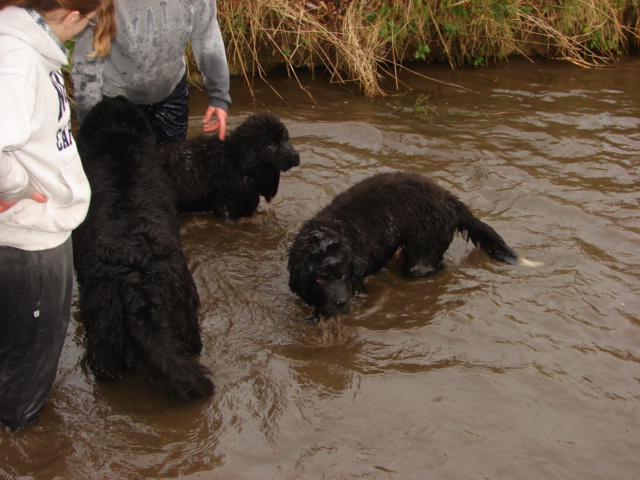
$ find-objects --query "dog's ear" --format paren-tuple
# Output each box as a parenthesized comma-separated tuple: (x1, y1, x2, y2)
(288, 246, 315, 299)
(304, 230, 342, 262)
(252, 165, 280, 201)
(306, 230, 352, 268)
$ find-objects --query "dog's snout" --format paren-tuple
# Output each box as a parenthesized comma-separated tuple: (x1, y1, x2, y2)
(330, 298, 351, 315)
(280, 142, 300, 170)
(282, 150, 300, 171)
(317, 298, 349, 317)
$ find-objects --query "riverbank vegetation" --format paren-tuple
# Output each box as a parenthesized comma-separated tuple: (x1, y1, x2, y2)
(209, 0, 639, 96)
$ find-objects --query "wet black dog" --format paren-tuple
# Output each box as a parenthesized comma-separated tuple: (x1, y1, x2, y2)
(288, 171, 541, 318)
(159, 113, 300, 221)
(73, 96, 214, 401)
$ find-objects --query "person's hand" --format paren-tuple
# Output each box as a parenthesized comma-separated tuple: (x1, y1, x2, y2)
(0, 191, 47, 213)
(202, 106, 228, 140)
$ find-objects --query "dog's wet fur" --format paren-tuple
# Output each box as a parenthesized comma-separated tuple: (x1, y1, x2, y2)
(73, 96, 214, 401)
(288, 171, 541, 318)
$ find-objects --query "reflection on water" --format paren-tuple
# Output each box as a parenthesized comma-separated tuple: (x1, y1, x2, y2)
(2, 57, 639, 480)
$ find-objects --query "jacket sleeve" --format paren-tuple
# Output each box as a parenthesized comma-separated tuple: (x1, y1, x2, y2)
(190, 0, 232, 111)
(0, 74, 36, 202)
(71, 27, 106, 122)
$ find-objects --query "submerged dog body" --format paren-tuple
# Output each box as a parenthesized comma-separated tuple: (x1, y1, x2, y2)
(288, 171, 539, 317)
(73, 96, 213, 401)
(159, 113, 300, 221)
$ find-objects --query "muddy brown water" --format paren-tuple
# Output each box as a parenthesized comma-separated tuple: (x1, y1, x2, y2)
(1, 57, 639, 480)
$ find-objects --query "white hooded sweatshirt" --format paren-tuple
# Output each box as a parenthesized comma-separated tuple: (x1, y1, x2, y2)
(0, 6, 90, 251)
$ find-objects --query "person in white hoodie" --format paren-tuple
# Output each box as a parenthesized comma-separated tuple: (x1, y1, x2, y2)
(0, 0, 115, 432)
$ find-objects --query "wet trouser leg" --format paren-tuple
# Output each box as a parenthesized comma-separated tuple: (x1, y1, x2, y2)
(137, 74, 190, 145)
(0, 238, 73, 432)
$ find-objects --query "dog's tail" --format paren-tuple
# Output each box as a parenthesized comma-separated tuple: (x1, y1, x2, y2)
(452, 197, 543, 267)
(124, 281, 215, 402)
(132, 327, 214, 402)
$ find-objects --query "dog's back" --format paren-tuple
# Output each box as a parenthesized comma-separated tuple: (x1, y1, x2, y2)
(74, 97, 214, 401)
(159, 134, 220, 208)
(321, 171, 522, 257)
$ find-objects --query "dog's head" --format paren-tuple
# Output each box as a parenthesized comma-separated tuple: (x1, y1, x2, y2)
(79, 96, 154, 149)
(77, 96, 157, 175)
(227, 113, 300, 201)
(288, 222, 355, 318)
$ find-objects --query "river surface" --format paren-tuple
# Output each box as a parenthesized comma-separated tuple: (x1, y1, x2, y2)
(1, 57, 639, 480)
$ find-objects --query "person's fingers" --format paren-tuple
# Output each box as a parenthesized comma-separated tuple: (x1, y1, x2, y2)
(216, 109, 228, 140)
(32, 192, 47, 203)
(202, 106, 215, 125)
(203, 120, 220, 133)
(0, 200, 16, 213)
(0, 191, 47, 212)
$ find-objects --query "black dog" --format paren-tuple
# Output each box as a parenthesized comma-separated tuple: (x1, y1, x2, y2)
(73, 96, 214, 401)
(158, 113, 300, 221)
(288, 171, 541, 318)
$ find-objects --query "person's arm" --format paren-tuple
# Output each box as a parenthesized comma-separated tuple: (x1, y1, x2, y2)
(71, 27, 106, 122)
(0, 68, 43, 208)
(191, 0, 231, 139)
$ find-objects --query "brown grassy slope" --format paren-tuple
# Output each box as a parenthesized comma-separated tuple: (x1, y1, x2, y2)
(210, 0, 639, 96)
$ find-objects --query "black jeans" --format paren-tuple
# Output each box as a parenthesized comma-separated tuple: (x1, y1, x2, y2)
(137, 74, 190, 145)
(0, 238, 73, 432)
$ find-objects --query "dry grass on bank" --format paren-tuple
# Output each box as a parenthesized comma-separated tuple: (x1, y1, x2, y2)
(65, 1, 639, 101)
(212, 0, 640, 97)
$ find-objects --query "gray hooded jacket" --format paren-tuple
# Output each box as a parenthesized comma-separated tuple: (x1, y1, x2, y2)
(72, 0, 231, 121)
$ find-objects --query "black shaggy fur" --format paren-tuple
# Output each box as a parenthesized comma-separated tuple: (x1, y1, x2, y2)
(73, 96, 214, 401)
(158, 113, 300, 221)
(288, 171, 540, 318)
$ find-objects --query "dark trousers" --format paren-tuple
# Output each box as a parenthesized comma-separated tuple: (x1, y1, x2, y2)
(0, 238, 73, 432)
(137, 74, 190, 145)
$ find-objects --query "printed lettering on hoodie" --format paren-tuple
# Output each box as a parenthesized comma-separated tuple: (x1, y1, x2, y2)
(50, 71, 73, 151)
(123, 1, 192, 51)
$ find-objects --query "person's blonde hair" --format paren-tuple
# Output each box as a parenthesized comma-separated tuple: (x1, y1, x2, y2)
(17, 0, 116, 57)
(87, 0, 115, 57)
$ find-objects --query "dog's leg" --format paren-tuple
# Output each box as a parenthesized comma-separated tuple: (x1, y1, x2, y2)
(167, 256, 202, 356)
(403, 259, 444, 277)
(79, 278, 129, 379)
(401, 237, 450, 277)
